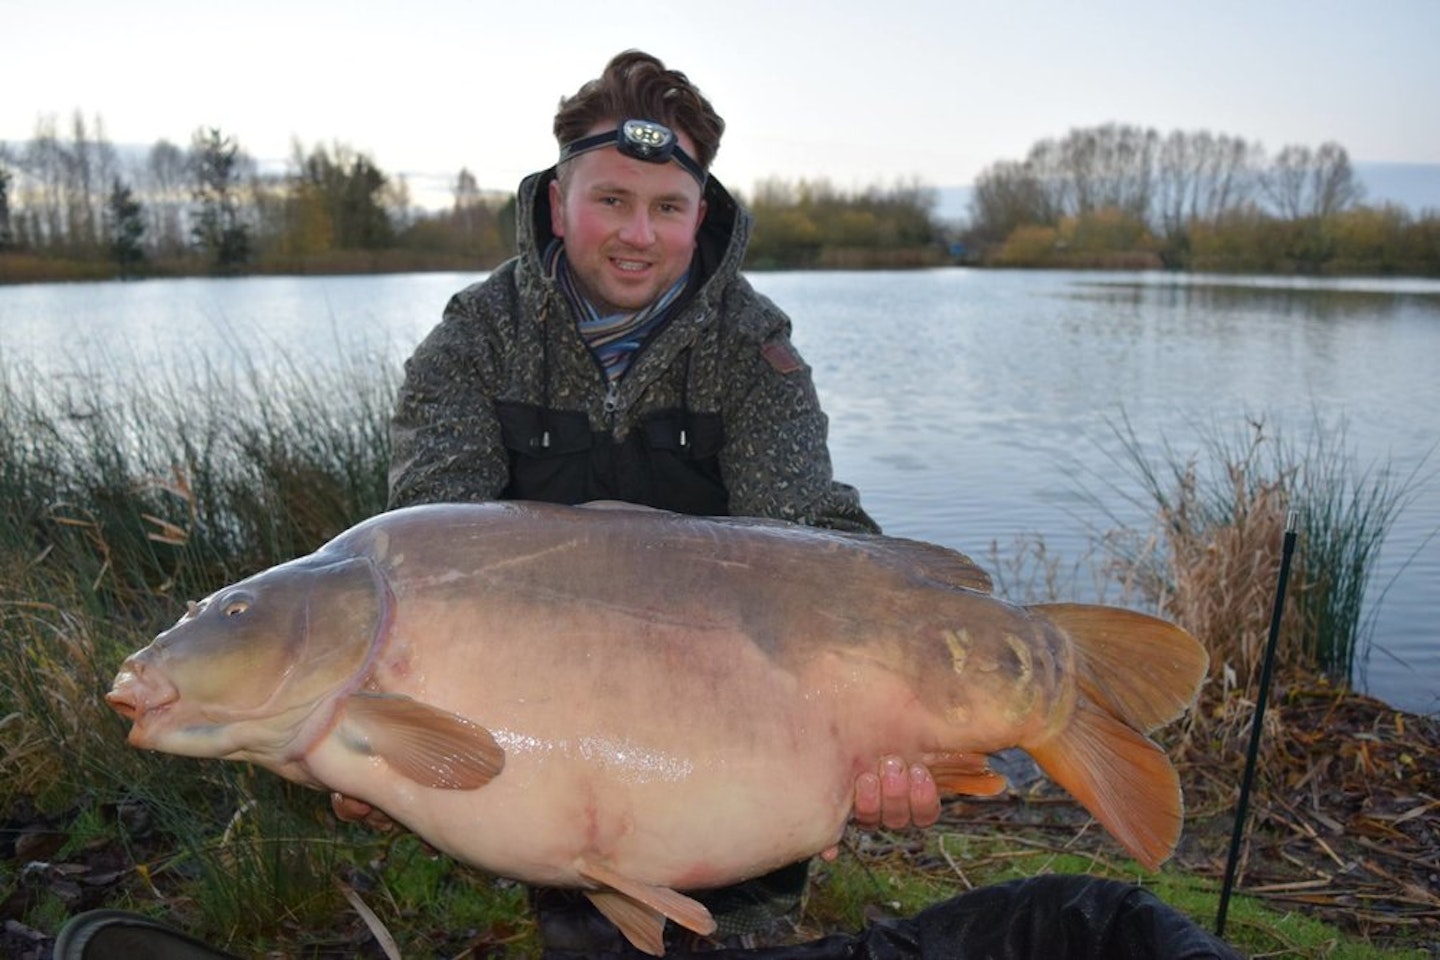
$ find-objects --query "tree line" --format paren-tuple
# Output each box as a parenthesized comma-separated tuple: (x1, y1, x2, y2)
(965, 123, 1439, 274)
(744, 176, 942, 268)
(0, 112, 514, 281)
(0, 112, 941, 279)
(2, 111, 1438, 280)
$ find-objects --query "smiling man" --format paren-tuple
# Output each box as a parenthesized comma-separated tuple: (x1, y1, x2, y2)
(383, 50, 938, 955)
(549, 117, 708, 317)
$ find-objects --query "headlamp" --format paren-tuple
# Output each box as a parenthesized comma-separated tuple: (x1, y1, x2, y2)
(559, 119, 706, 186)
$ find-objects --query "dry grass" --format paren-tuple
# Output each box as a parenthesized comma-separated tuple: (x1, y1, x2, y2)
(1117, 464, 1307, 762)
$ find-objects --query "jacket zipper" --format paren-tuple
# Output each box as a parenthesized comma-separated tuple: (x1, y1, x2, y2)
(603, 379, 621, 430)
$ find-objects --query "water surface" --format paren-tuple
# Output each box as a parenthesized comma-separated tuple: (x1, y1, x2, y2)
(3, 268, 1436, 714)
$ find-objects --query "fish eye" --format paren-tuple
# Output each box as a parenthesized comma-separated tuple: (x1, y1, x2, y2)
(221, 594, 251, 618)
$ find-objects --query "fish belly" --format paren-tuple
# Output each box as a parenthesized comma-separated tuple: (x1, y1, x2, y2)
(308, 613, 944, 889)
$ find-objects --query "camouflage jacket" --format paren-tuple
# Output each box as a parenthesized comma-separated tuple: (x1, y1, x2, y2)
(388, 167, 878, 534)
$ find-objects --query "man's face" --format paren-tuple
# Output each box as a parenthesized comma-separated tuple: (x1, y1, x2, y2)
(550, 122, 707, 315)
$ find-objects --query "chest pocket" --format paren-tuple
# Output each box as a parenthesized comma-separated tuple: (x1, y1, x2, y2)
(496, 401, 728, 516)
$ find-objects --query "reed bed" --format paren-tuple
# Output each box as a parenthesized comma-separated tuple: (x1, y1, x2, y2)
(1, 353, 1430, 957)
(1075, 413, 1428, 761)
(0, 351, 403, 952)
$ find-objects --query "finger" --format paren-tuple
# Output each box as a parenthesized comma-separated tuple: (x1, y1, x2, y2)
(880, 755, 911, 831)
(852, 771, 882, 828)
(364, 808, 398, 832)
(820, 845, 841, 862)
(909, 763, 941, 828)
(330, 792, 373, 823)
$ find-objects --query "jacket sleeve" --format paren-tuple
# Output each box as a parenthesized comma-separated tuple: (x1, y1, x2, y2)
(387, 284, 512, 509)
(718, 307, 879, 535)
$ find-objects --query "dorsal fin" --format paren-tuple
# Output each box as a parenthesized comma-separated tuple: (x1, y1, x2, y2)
(883, 536, 993, 594)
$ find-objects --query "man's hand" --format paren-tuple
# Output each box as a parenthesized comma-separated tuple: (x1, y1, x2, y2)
(330, 792, 398, 832)
(822, 756, 941, 861)
(854, 755, 941, 830)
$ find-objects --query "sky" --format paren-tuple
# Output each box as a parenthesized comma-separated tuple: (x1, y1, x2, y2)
(4, 0, 1439, 213)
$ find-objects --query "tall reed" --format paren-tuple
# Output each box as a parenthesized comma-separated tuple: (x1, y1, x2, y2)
(1091, 412, 1426, 703)
(0, 348, 398, 947)
(0, 350, 394, 613)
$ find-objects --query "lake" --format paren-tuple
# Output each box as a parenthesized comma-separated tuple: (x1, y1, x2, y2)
(2, 268, 1437, 715)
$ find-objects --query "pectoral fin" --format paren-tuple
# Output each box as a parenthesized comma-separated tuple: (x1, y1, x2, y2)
(340, 692, 504, 789)
(577, 859, 716, 956)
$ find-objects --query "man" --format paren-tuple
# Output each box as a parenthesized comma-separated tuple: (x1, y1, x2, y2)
(367, 50, 938, 954)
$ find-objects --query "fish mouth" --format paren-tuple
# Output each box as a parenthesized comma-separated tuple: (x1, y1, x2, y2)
(106, 662, 179, 739)
(104, 687, 139, 721)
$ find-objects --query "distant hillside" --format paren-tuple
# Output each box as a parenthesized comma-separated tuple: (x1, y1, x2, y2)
(1353, 162, 1440, 213)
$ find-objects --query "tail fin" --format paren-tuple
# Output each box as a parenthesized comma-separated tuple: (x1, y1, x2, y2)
(1026, 604, 1207, 870)
(1036, 604, 1209, 732)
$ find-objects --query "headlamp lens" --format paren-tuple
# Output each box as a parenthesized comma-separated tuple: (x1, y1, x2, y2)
(620, 119, 675, 160)
(559, 118, 707, 186)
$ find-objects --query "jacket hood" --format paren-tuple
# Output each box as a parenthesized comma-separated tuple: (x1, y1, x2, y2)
(513, 166, 752, 308)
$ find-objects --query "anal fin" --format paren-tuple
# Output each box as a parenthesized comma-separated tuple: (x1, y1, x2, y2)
(577, 859, 716, 956)
(583, 890, 667, 956)
(923, 751, 1009, 797)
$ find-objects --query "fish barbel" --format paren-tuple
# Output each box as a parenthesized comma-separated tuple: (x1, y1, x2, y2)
(106, 500, 1207, 955)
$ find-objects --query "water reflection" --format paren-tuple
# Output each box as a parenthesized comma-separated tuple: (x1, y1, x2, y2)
(1069, 277, 1440, 323)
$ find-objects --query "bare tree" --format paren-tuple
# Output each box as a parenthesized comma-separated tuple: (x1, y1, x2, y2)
(57, 111, 118, 251)
(1052, 124, 1157, 219)
(0, 147, 14, 250)
(1006, 125, 1159, 224)
(1263, 145, 1313, 220)
(21, 115, 66, 248)
(1310, 141, 1363, 218)
(1154, 130, 1262, 235)
(1154, 130, 1197, 236)
(968, 159, 1057, 242)
(384, 174, 414, 231)
(65, 111, 98, 248)
(143, 139, 191, 256)
(1023, 137, 1071, 218)
(1262, 142, 1361, 220)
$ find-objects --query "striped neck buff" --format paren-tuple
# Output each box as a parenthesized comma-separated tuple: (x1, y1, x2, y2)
(546, 240, 690, 383)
